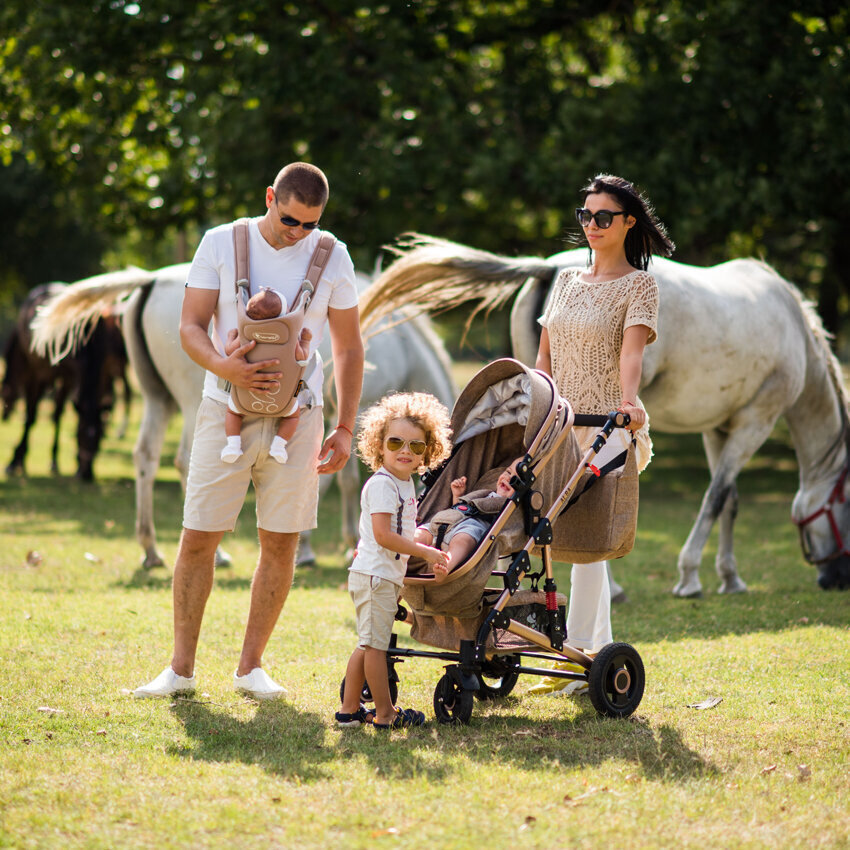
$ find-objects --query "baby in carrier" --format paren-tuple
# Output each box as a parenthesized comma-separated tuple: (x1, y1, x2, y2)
(221, 286, 312, 464)
(414, 457, 520, 581)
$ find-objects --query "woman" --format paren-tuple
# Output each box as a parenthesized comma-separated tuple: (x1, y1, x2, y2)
(531, 174, 674, 695)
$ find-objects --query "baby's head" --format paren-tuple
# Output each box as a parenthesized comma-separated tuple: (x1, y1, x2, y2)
(245, 287, 283, 320)
(357, 392, 453, 473)
(495, 458, 523, 497)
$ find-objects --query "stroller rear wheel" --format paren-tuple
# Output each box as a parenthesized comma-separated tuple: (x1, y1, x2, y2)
(433, 673, 474, 725)
(475, 654, 520, 700)
(588, 642, 645, 718)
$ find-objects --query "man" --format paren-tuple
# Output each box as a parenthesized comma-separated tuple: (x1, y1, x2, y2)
(135, 162, 364, 699)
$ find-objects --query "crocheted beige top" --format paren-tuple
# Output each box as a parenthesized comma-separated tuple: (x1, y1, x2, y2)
(540, 267, 659, 471)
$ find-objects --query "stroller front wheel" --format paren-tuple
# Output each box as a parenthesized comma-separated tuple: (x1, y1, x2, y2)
(587, 642, 645, 718)
(475, 654, 521, 700)
(433, 673, 474, 725)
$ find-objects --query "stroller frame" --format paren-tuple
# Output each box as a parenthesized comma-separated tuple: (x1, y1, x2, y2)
(366, 360, 645, 725)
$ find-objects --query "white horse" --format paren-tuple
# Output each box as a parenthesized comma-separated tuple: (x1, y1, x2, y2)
(359, 235, 850, 594)
(33, 264, 457, 569)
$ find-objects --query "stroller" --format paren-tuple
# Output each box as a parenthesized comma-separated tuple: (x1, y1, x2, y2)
(368, 358, 645, 724)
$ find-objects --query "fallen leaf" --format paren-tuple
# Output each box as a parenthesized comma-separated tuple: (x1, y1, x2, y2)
(370, 828, 400, 837)
(798, 616, 809, 624)
(84, 552, 101, 563)
(797, 764, 811, 781)
(104, 520, 115, 530)
(26, 550, 42, 566)
(96, 729, 106, 736)
(761, 764, 777, 775)
(37, 706, 64, 715)
(687, 697, 723, 710)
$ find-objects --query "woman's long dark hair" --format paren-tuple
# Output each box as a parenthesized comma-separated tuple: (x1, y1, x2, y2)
(579, 174, 675, 270)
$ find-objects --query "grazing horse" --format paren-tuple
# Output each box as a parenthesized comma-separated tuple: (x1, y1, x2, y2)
(360, 235, 850, 593)
(32, 265, 457, 568)
(3, 284, 131, 480)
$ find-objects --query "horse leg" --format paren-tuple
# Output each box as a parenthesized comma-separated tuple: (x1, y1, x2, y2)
(607, 562, 629, 604)
(7, 389, 40, 476)
(115, 372, 132, 440)
(134, 393, 173, 568)
(700, 430, 747, 594)
(49, 381, 71, 475)
(674, 417, 776, 598)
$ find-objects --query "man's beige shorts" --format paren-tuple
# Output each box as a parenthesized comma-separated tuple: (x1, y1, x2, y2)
(183, 397, 324, 533)
(348, 571, 401, 651)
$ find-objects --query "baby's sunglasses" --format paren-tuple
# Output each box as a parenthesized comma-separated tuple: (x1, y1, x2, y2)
(385, 436, 427, 455)
(575, 207, 629, 229)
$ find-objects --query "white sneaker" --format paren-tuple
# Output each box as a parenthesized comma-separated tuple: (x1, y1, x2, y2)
(234, 667, 287, 700)
(133, 666, 196, 699)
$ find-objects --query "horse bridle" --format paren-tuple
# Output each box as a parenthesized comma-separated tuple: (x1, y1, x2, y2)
(792, 463, 850, 564)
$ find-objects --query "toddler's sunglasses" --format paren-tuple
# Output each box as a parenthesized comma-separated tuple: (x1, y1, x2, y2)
(385, 437, 427, 455)
(575, 208, 628, 229)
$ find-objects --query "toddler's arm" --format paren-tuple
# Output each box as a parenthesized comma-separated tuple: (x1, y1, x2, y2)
(450, 476, 467, 502)
(372, 513, 448, 570)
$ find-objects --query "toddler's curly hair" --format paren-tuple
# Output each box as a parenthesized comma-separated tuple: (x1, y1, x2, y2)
(357, 392, 452, 473)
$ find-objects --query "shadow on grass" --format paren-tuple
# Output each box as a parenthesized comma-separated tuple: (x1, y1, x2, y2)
(168, 695, 713, 784)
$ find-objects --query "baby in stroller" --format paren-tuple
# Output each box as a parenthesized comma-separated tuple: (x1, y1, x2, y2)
(414, 458, 521, 582)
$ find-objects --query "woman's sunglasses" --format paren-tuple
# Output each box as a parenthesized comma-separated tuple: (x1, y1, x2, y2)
(385, 437, 427, 455)
(575, 208, 628, 229)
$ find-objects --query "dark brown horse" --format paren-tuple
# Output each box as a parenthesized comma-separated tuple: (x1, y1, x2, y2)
(1, 283, 131, 480)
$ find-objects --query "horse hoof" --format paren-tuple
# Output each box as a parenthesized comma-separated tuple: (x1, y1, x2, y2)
(142, 557, 166, 570)
(611, 590, 630, 604)
(718, 580, 747, 594)
(672, 585, 703, 599)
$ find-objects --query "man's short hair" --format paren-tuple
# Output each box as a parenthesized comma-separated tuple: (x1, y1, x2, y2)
(273, 163, 329, 209)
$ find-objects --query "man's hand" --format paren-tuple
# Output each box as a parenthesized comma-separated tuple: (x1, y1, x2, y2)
(222, 338, 282, 392)
(317, 427, 352, 474)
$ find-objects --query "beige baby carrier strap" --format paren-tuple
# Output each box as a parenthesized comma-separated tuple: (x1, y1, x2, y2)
(228, 219, 336, 416)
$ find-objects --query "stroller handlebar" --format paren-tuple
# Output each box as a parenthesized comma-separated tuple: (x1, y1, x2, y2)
(573, 411, 631, 429)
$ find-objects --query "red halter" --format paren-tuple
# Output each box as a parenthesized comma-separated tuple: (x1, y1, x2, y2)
(792, 465, 850, 564)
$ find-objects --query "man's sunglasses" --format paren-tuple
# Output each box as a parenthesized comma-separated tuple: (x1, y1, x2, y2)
(385, 437, 427, 455)
(279, 213, 320, 231)
(575, 208, 629, 229)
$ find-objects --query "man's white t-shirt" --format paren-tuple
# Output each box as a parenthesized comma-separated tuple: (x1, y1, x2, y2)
(185, 217, 359, 406)
(350, 468, 418, 587)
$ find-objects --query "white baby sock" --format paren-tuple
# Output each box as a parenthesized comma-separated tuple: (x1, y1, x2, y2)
(221, 436, 243, 463)
(270, 436, 289, 464)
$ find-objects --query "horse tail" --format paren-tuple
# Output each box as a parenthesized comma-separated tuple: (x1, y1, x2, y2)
(31, 267, 156, 363)
(359, 233, 559, 333)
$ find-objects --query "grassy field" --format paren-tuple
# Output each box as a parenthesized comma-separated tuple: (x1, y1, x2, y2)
(1, 372, 848, 849)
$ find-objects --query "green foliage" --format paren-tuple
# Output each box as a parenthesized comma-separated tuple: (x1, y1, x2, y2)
(1, 2, 849, 328)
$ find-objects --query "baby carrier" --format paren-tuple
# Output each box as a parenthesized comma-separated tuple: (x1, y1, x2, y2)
(227, 219, 336, 416)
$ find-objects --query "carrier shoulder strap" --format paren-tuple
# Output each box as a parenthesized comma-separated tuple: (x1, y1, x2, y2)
(232, 218, 337, 303)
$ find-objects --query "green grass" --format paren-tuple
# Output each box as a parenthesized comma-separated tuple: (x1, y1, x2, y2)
(1, 381, 848, 849)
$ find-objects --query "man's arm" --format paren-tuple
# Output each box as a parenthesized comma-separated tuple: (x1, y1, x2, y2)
(317, 304, 364, 473)
(179, 286, 281, 390)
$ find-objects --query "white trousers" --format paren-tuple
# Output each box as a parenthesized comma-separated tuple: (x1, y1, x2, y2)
(566, 560, 612, 653)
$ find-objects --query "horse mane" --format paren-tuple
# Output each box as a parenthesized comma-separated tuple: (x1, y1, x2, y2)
(768, 261, 850, 448)
(31, 267, 155, 363)
(360, 233, 558, 334)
